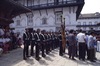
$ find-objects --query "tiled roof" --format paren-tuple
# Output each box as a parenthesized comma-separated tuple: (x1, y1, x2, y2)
(78, 12, 100, 19)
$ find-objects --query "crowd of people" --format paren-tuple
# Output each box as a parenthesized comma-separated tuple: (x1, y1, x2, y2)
(0, 29, 22, 55)
(23, 28, 60, 60)
(67, 29, 100, 62)
(23, 28, 100, 62)
(0, 28, 100, 62)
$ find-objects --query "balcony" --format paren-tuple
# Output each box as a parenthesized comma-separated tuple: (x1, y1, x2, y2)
(8, 0, 84, 19)
(28, 0, 84, 10)
(76, 25, 99, 27)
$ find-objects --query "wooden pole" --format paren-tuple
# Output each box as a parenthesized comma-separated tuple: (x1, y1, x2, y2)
(61, 15, 66, 50)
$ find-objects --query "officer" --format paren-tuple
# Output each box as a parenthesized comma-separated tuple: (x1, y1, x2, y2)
(49, 32, 52, 51)
(44, 31, 49, 54)
(55, 32, 59, 48)
(23, 28, 30, 60)
(51, 32, 54, 50)
(30, 29, 35, 56)
(34, 29, 41, 60)
(48, 32, 52, 52)
(40, 30, 46, 57)
(58, 31, 63, 56)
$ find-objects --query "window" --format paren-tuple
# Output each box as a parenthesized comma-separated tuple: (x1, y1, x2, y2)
(89, 22, 92, 25)
(42, 17, 47, 25)
(27, 14, 33, 26)
(95, 21, 98, 25)
(83, 22, 86, 25)
(83, 27, 86, 30)
(16, 20, 20, 26)
(77, 27, 81, 30)
(95, 27, 98, 30)
(78, 22, 81, 25)
(69, 7, 71, 13)
(55, 11, 62, 24)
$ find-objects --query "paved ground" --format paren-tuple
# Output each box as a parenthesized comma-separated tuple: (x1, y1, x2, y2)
(0, 47, 100, 66)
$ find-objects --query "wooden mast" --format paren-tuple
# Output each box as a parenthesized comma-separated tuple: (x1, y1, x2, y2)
(61, 15, 66, 50)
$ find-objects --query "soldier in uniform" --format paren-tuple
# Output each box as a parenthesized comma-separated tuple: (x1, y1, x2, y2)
(52, 32, 55, 49)
(49, 32, 52, 51)
(48, 32, 52, 52)
(30, 29, 35, 56)
(58, 31, 63, 56)
(50, 32, 54, 50)
(55, 32, 59, 48)
(35, 29, 41, 60)
(23, 28, 30, 60)
(40, 30, 46, 57)
(44, 31, 49, 54)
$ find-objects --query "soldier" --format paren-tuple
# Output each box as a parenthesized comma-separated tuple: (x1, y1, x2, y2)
(52, 32, 55, 49)
(48, 32, 52, 52)
(35, 29, 41, 60)
(58, 31, 63, 56)
(30, 29, 35, 56)
(50, 32, 54, 50)
(55, 32, 59, 48)
(40, 30, 46, 57)
(44, 31, 49, 54)
(49, 32, 52, 51)
(23, 28, 30, 60)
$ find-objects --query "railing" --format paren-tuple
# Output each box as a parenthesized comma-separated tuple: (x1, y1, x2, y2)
(76, 24, 99, 27)
(28, 0, 84, 9)
(7, 0, 84, 9)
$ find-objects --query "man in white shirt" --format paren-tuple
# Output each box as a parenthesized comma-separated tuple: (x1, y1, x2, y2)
(77, 29, 86, 61)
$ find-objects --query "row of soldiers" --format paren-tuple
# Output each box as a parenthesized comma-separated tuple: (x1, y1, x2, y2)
(23, 28, 64, 60)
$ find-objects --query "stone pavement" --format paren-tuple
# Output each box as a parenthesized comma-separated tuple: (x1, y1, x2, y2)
(0, 47, 100, 66)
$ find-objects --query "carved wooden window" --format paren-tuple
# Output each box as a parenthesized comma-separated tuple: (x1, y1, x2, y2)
(16, 20, 21, 26)
(27, 14, 33, 26)
(55, 11, 62, 24)
(42, 17, 47, 25)
(78, 22, 81, 25)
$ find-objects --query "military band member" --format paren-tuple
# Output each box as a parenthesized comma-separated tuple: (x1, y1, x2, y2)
(23, 28, 30, 60)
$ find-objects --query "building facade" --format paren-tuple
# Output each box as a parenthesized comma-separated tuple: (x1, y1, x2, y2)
(10, 0, 84, 34)
(77, 12, 100, 31)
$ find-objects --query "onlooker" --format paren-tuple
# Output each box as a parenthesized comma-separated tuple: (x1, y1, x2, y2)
(87, 31, 96, 62)
(77, 29, 86, 61)
(67, 30, 76, 60)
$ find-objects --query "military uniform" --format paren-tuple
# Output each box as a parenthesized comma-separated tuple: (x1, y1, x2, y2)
(34, 33, 41, 60)
(30, 32, 35, 56)
(23, 31, 30, 60)
(44, 33, 49, 54)
(48, 33, 52, 52)
(40, 33, 46, 57)
(58, 33, 63, 56)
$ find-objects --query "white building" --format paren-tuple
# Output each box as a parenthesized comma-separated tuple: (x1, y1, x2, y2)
(77, 12, 100, 31)
(10, 0, 84, 34)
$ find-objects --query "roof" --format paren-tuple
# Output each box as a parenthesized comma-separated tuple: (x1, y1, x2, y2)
(0, 0, 31, 27)
(0, 0, 31, 18)
(78, 12, 100, 19)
